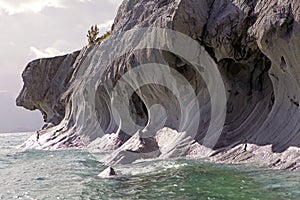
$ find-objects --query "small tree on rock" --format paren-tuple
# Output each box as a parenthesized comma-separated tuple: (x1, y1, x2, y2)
(96, 31, 111, 43)
(87, 25, 99, 45)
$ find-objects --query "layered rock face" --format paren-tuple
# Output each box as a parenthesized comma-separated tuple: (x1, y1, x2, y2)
(16, 51, 81, 126)
(17, 0, 300, 170)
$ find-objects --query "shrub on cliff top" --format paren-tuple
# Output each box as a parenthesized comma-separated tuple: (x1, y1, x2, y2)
(96, 31, 111, 43)
(87, 25, 111, 45)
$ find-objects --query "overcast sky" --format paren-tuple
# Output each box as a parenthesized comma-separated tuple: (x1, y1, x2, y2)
(0, 0, 123, 133)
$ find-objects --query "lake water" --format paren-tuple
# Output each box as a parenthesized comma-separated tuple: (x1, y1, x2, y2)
(0, 132, 299, 199)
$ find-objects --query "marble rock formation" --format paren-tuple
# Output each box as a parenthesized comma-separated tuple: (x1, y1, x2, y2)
(17, 0, 300, 170)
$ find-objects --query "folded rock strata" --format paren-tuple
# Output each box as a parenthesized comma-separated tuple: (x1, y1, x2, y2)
(17, 0, 300, 170)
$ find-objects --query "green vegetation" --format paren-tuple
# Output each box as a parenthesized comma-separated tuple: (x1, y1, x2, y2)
(87, 25, 111, 45)
(87, 25, 99, 45)
(96, 31, 111, 43)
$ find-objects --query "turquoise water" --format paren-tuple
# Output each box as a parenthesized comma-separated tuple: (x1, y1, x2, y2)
(0, 132, 299, 199)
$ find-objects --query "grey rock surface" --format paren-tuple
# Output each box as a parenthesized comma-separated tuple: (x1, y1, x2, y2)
(17, 0, 300, 170)
(16, 50, 82, 125)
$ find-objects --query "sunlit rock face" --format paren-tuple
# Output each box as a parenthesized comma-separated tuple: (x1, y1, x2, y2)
(17, 0, 300, 170)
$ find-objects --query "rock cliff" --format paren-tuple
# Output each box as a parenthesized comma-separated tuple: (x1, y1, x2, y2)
(17, 0, 300, 170)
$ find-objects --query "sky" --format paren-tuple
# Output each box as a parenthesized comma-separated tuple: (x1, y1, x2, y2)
(0, 0, 123, 133)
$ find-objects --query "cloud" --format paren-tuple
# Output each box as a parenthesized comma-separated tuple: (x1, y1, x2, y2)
(78, 0, 92, 2)
(97, 19, 114, 32)
(0, 0, 63, 15)
(0, 90, 9, 94)
(0, 0, 122, 15)
(107, 0, 123, 5)
(30, 46, 65, 58)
